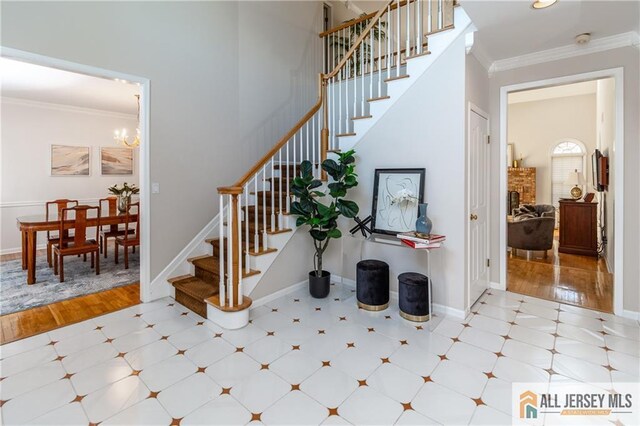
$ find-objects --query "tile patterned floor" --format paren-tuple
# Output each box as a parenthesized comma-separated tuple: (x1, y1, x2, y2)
(0, 284, 638, 425)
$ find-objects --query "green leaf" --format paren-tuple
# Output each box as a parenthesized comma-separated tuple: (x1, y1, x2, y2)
(290, 202, 307, 217)
(300, 161, 313, 178)
(337, 199, 359, 218)
(299, 197, 315, 214)
(296, 217, 307, 227)
(311, 191, 325, 197)
(316, 202, 332, 217)
(344, 175, 357, 187)
(328, 182, 346, 198)
(321, 159, 341, 180)
(310, 229, 327, 241)
(308, 180, 322, 189)
(327, 228, 342, 239)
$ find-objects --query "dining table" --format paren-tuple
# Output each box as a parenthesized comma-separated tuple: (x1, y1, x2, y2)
(16, 211, 137, 285)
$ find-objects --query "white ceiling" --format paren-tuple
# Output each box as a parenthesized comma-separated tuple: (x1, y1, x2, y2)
(0, 57, 140, 114)
(461, 0, 640, 61)
(508, 79, 597, 104)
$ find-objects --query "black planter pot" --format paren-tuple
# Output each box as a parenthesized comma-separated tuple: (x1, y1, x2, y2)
(309, 270, 330, 298)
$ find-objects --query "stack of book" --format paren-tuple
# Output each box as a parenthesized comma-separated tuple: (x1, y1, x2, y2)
(396, 232, 446, 249)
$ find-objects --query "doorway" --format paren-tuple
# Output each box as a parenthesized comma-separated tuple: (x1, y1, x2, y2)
(0, 47, 151, 342)
(467, 103, 490, 308)
(499, 70, 623, 314)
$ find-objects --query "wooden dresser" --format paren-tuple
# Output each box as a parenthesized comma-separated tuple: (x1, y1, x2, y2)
(558, 200, 598, 257)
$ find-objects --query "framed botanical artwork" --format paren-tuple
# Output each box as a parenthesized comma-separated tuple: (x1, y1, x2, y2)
(371, 168, 425, 235)
(100, 147, 134, 175)
(50, 145, 90, 176)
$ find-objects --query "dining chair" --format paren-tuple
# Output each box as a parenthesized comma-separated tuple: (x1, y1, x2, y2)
(115, 201, 139, 269)
(99, 197, 134, 259)
(53, 205, 101, 282)
(46, 199, 79, 267)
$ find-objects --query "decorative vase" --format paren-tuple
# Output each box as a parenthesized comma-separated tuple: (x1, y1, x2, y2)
(117, 195, 131, 213)
(415, 203, 433, 237)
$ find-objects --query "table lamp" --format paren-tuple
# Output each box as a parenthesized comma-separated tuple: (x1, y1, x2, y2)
(565, 169, 585, 200)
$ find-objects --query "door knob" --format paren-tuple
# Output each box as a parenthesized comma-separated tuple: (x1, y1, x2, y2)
(469, 214, 478, 221)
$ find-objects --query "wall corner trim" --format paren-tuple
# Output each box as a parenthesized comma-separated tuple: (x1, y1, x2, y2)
(490, 31, 640, 73)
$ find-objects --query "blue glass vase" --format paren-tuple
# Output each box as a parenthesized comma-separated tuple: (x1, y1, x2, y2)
(415, 203, 433, 236)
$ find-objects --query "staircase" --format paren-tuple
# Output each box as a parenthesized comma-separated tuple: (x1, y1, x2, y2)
(167, 0, 467, 329)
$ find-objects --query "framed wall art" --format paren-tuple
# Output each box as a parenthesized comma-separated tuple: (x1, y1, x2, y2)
(50, 144, 90, 176)
(100, 147, 134, 175)
(371, 168, 425, 235)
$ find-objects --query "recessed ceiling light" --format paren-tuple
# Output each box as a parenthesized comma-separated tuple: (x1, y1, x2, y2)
(532, 0, 557, 9)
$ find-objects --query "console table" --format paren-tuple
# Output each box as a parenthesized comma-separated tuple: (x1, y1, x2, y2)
(558, 200, 598, 257)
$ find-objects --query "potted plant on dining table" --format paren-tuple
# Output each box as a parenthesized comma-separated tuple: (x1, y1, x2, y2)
(107, 183, 139, 213)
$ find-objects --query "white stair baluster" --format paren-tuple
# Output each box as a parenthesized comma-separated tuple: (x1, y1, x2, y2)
(361, 22, 365, 116)
(438, 0, 443, 29)
(428, 0, 432, 33)
(270, 157, 275, 231)
(254, 173, 259, 250)
(407, 0, 411, 57)
(417, 0, 422, 54)
(286, 138, 290, 213)
(370, 23, 374, 103)
(262, 164, 268, 250)
(312, 116, 317, 177)
(345, 29, 350, 131)
(396, 0, 401, 76)
(387, 5, 392, 81)
(218, 195, 225, 307)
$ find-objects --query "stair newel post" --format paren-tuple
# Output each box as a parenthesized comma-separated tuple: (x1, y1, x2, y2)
(253, 177, 259, 252)
(237, 191, 243, 305)
(230, 192, 241, 307)
(262, 164, 268, 251)
(218, 194, 226, 308)
(227, 193, 234, 307)
(321, 77, 329, 182)
(278, 149, 283, 229)
(270, 158, 276, 232)
(244, 187, 249, 275)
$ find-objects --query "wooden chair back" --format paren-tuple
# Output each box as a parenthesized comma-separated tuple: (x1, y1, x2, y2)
(59, 205, 100, 248)
(46, 199, 78, 239)
(99, 197, 119, 232)
(123, 201, 140, 243)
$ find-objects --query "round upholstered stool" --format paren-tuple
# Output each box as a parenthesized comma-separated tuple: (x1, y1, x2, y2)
(398, 272, 430, 322)
(356, 260, 389, 311)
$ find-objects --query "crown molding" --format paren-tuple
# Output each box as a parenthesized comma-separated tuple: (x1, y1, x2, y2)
(470, 43, 493, 73)
(490, 31, 640, 74)
(1, 97, 136, 120)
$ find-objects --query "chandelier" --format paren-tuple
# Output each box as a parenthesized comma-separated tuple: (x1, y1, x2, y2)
(114, 94, 141, 148)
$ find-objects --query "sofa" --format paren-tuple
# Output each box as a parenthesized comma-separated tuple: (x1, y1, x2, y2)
(508, 204, 556, 258)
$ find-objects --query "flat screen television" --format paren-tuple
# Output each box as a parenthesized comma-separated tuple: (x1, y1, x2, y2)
(592, 149, 609, 192)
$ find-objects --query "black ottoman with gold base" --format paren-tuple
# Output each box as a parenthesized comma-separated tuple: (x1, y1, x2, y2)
(398, 272, 430, 322)
(356, 260, 389, 311)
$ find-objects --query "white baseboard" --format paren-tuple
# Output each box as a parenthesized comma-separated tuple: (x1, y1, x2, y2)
(1, 244, 47, 256)
(251, 280, 307, 308)
(489, 281, 504, 290)
(621, 309, 640, 321)
(150, 211, 223, 300)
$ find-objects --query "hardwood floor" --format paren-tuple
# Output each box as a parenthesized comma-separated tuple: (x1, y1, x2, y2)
(507, 237, 613, 313)
(0, 283, 140, 345)
(0, 248, 140, 345)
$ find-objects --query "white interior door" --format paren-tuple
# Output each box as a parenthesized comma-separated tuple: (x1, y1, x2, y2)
(468, 108, 490, 307)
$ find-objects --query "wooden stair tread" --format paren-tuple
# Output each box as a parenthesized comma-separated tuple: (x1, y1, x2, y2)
(246, 247, 278, 256)
(368, 96, 390, 102)
(171, 276, 218, 300)
(191, 256, 261, 278)
(406, 50, 431, 61)
(351, 115, 372, 121)
(384, 74, 410, 82)
(336, 132, 356, 137)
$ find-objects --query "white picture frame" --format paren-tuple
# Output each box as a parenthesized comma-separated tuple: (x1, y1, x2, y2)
(50, 144, 90, 176)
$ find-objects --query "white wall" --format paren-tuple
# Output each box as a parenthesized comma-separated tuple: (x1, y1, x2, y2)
(489, 46, 640, 313)
(596, 78, 616, 272)
(1, 1, 322, 285)
(507, 94, 597, 205)
(0, 98, 138, 253)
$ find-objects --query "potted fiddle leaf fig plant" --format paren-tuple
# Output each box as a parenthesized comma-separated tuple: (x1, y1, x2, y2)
(290, 150, 359, 298)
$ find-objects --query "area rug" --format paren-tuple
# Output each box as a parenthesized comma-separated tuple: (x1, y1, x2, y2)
(0, 251, 139, 315)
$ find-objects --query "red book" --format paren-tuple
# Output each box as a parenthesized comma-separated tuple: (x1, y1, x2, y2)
(400, 239, 443, 249)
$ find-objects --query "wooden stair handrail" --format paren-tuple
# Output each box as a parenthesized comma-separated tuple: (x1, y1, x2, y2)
(319, 0, 413, 38)
(218, 72, 325, 192)
(323, 0, 394, 81)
